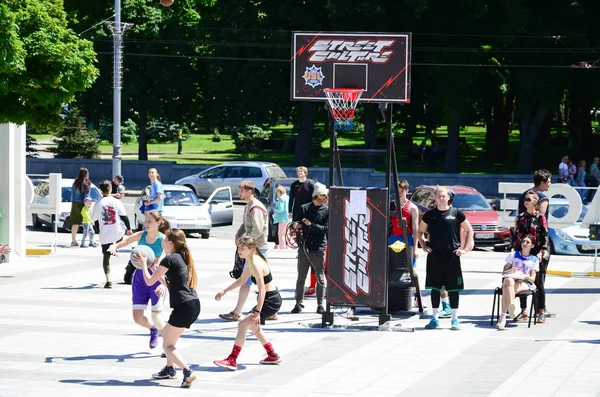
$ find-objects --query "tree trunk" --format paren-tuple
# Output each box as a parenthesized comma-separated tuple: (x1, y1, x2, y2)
(294, 102, 313, 167)
(567, 88, 593, 163)
(443, 108, 461, 173)
(138, 108, 148, 161)
(363, 104, 377, 168)
(517, 107, 548, 173)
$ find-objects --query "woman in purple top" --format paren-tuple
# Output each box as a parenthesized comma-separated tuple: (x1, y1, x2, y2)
(108, 210, 171, 348)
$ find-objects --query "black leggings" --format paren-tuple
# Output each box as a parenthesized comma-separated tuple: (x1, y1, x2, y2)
(431, 290, 460, 309)
(520, 256, 548, 311)
(101, 243, 112, 275)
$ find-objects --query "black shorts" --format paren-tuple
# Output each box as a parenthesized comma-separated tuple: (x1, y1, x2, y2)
(253, 290, 282, 325)
(425, 250, 464, 292)
(168, 299, 201, 328)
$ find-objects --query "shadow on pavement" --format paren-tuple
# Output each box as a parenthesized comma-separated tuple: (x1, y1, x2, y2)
(46, 352, 154, 363)
(60, 379, 168, 388)
(41, 283, 97, 290)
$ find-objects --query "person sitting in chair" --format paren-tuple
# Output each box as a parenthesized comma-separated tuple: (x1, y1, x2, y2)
(496, 235, 538, 330)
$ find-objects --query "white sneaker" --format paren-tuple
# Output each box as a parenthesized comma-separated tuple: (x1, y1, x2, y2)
(508, 303, 516, 320)
(496, 317, 506, 330)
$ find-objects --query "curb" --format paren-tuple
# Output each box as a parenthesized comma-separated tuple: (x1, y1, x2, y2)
(26, 248, 52, 256)
(547, 269, 600, 278)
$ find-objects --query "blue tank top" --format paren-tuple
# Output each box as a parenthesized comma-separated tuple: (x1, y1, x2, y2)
(140, 231, 164, 259)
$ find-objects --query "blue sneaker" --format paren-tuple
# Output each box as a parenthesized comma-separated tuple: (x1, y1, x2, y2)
(181, 368, 196, 388)
(439, 302, 452, 318)
(425, 317, 439, 329)
(451, 318, 460, 330)
(149, 326, 159, 349)
(152, 365, 176, 379)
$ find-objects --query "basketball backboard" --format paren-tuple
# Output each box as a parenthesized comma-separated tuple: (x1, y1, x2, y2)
(291, 32, 411, 103)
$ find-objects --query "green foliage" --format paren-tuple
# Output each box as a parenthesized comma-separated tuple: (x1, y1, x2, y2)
(26, 133, 39, 158)
(146, 121, 186, 143)
(49, 107, 100, 159)
(211, 129, 222, 142)
(0, 0, 98, 131)
(233, 125, 272, 155)
(98, 119, 138, 144)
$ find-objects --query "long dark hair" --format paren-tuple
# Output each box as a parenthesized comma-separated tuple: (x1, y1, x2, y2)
(164, 228, 197, 289)
(146, 210, 171, 233)
(74, 167, 90, 192)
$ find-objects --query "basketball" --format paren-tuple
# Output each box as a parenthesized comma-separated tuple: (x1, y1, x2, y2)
(130, 245, 156, 270)
(160, 0, 174, 6)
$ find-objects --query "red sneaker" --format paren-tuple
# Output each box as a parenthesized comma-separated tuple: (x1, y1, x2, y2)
(259, 354, 281, 365)
(304, 288, 316, 297)
(214, 357, 237, 371)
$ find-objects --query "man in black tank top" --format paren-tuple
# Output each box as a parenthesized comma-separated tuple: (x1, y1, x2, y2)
(417, 187, 474, 331)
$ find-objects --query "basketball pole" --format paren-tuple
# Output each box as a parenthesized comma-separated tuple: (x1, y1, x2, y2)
(382, 103, 424, 314)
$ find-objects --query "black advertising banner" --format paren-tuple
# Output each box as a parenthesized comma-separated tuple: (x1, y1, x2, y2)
(328, 187, 389, 308)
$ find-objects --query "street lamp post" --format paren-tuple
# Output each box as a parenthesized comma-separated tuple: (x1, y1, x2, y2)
(112, 0, 123, 179)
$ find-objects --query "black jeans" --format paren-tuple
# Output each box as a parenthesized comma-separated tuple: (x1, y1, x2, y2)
(520, 254, 549, 312)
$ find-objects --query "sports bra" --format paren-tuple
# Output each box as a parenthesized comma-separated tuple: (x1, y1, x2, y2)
(248, 257, 273, 285)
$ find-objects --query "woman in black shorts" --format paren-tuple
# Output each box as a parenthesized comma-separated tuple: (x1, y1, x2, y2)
(214, 235, 282, 371)
(136, 228, 200, 388)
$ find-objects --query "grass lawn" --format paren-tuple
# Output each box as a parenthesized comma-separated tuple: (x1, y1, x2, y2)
(34, 122, 583, 172)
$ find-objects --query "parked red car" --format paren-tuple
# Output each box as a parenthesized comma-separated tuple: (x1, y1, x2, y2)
(409, 185, 511, 251)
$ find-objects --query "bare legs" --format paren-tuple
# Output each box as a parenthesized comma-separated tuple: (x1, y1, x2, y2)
(162, 324, 191, 371)
(233, 284, 250, 316)
(501, 278, 529, 314)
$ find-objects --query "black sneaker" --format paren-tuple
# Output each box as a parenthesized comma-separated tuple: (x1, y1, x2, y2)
(316, 305, 324, 314)
(104, 281, 112, 289)
(291, 303, 304, 314)
(544, 310, 556, 318)
(152, 365, 176, 379)
(513, 312, 528, 322)
(161, 352, 167, 358)
(181, 368, 196, 388)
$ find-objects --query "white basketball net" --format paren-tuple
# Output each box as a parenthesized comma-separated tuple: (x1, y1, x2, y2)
(323, 88, 364, 131)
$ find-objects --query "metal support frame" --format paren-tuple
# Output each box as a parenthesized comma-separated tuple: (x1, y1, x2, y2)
(323, 102, 423, 327)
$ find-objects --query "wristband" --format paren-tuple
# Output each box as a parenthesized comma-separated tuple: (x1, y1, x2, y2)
(251, 309, 261, 314)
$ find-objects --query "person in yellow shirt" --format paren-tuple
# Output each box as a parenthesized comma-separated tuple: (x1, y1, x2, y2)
(81, 196, 97, 248)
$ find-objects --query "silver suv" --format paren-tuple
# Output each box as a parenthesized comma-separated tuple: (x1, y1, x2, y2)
(175, 161, 287, 199)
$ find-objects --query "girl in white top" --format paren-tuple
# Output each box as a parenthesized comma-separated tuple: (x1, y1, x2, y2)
(497, 234, 539, 330)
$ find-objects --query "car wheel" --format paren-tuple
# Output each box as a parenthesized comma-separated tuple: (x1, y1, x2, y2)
(63, 216, 72, 232)
(185, 185, 197, 197)
(201, 232, 210, 239)
(32, 214, 42, 229)
(253, 188, 260, 199)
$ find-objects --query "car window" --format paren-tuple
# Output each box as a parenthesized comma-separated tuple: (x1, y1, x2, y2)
(452, 193, 492, 211)
(550, 204, 587, 222)
(247, 167, 262, 178)
(266, 165, 286, 178)
(225, 167, 245, 178)
(411, 189, 430, 207)
(262, 182, 271, 199)
(203, 167, 226, 179)
(211, 189, 232, 202)
(164, 190, 200, 206)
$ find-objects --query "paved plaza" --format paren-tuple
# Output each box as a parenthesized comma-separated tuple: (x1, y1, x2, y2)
(2, 232, 600, 397)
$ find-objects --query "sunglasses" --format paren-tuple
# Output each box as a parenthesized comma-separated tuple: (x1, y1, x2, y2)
(524, 198, 535, 202)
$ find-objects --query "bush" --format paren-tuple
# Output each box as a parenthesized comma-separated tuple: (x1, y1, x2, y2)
(212, 129, 222, 142)
(49, 107, 100, 159)
(233, 125, 272, 155)
(146, 121, 188, 143)
(98, 119, 138, 144)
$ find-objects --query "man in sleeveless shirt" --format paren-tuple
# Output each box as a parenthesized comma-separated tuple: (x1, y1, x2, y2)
(389, 180, 419, 267)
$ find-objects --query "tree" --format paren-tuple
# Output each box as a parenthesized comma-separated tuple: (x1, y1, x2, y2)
(49, 107, 100, 159)
(0, 0, 98, 131)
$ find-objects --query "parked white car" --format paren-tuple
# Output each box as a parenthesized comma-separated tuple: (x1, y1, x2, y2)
(31, 178, 102, 232)
(175, 161, 286, 199)
(133, 185, 233, 239)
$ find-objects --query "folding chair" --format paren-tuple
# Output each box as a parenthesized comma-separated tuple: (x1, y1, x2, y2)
(491, 282, 537, 328)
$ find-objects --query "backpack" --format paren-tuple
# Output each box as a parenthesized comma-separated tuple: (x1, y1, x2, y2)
(229, 251, 245, 279)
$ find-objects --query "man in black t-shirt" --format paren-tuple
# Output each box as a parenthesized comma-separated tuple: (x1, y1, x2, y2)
(515, 169, 555, 322)
(111, 175, 126, 200)
(418, 186, 473, 331)
(288, 166, 316, 222)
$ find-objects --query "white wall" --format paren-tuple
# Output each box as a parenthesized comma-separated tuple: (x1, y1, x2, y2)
(0, 123, 27, 262)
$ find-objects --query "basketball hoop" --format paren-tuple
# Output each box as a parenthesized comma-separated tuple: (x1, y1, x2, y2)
(323, 88, 364, 131)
